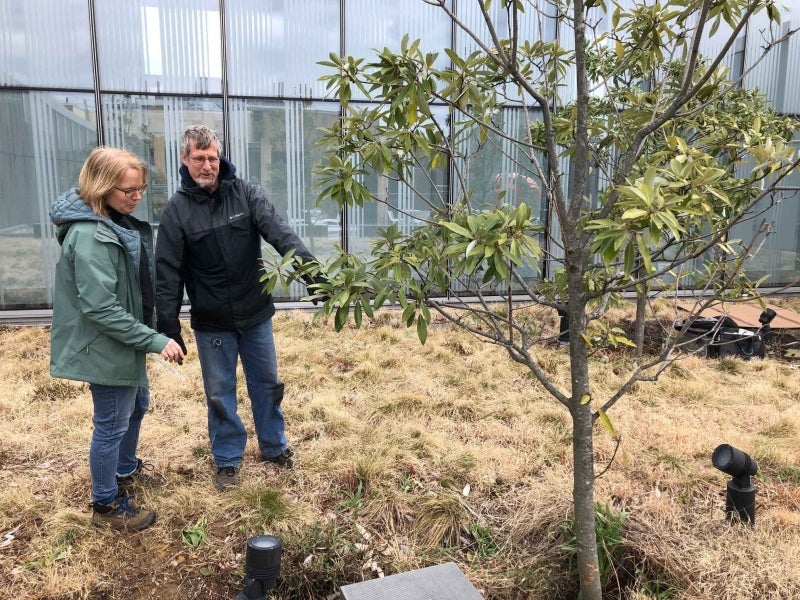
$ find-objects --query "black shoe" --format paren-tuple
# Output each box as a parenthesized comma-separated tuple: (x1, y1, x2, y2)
(214, 466, 240, 491)
(91, 493, 156, 531)
(261, 448, 294, 469)
(117, 459, 165, 494)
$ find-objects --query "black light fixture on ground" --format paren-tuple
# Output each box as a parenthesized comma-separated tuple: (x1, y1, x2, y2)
(711, 444, 758, 525)
(557, 307, 569, 345)
(758, 308, 777, 343)
(235, 535, 283, 600)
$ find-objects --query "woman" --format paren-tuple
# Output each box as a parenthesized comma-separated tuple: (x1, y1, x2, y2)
(49, 147, 184, 531)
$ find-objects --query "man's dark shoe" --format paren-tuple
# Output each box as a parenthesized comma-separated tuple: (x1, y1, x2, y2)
(117, 459, 165, 494)
(214, 466, 240, 491)
(261, 448, 294, 469)
(91, 494, 156, 531)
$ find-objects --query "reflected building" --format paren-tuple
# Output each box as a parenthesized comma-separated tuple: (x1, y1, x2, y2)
(1, 0, 799, 310)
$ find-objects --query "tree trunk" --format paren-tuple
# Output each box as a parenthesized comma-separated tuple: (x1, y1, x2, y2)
(567, 298, 602, 600)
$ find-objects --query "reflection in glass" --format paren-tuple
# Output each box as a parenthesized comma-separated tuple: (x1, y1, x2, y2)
(95, 0, 222, 94)
(730, 136, 800, 286)
(451, 108, 548, 291)
(226, 0, 339, 98)
(228, 99, 340, 299)
(101, 95, 223, 223)
(455, 1, 555, 106)
(0, 0, 92, 88)
(0, 91, 97, 308)
(345, 0, 451, 101)
(4, 0, 800, 311)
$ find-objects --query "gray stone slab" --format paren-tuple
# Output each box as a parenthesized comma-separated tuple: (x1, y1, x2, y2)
(340, 562, 483, 600)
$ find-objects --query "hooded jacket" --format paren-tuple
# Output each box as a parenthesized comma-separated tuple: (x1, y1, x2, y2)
(49, 189, 169, 386)
(155, 156, 316, 336)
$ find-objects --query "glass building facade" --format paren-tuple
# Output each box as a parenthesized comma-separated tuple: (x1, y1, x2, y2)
(1, 0, 799, 311)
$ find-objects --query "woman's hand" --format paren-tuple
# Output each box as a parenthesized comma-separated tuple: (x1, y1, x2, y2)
(161, 338, 186, 364)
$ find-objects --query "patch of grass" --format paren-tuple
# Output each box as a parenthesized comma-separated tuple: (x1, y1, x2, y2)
(414, 494, 467, 549)
(774, 464, 800, 484)
(278, 522, 359, 598)
(31, 379, 82, 402)
(14, 543, 70, 573)
(181, 516, 209, 549)
(469, 521, 499, 558)
(242, 488, 291, 525)
(715, 356, 744, 373)
(339, 480, 364, 516)
(761, 419, 796, 438)
(637, 570, 677, 599)
(667, 362, 693, 379)
(437, 451, 476, 486)
(3, 307, 800, 599)
(559, 502, 627, 590)
(648, 448, 688, 474)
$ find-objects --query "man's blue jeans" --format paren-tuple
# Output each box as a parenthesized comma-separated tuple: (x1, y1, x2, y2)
(194, 318, 288, 468)
(88, 384, 149, 504)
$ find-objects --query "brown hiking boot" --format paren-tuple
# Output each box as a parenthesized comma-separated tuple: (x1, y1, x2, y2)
(91, 494, 156, 531)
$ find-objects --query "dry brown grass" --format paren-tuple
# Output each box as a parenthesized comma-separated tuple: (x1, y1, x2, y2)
(1, 303, 800, 599)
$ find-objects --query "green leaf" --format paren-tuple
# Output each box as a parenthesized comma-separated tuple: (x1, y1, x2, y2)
(442, 221, 472, 238)
(354, 302, 363, 327)
(635, 234, 653, 273)
(621, 208, 649, 221)
(402, 303, 416, 325)
(597, 408, 616, 438)
(416, 314, 428, 344)
(335, 305, 349, 331)
(623, 242, 635, 275)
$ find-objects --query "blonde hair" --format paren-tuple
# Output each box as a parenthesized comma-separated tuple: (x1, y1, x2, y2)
(78, 147, 146, 217)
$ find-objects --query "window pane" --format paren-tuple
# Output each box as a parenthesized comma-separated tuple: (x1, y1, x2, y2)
(458, 108, 547, 289)
(95, 0, 222, 94)
(345, 104, 448, 263)
(101, 95, 224, 223)
(0, 90, 97, 309)
(345, 0, 451, 100)
(455, 1, 556, 106)
(735, 137, 800, 287)
(226, 0, 339, 97)
(228, 99, 340, 299)
(0, 0, 92, 88)
(736, 187, 800, 286)
(741, 9, 800, 113)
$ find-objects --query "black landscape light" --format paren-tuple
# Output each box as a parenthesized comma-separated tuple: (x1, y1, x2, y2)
(235, 535, 283, 600)
(711, 444, 758, 525)
(758, 308, 777, 343)
(557, 308, 569, 345)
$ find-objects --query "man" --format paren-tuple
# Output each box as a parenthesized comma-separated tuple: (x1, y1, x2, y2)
(155, 124, 319, 491)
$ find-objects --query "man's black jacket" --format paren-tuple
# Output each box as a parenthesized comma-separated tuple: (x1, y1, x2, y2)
(155, 156, 316, 336)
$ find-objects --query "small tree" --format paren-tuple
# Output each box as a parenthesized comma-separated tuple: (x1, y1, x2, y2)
(264, 1, 798, 598)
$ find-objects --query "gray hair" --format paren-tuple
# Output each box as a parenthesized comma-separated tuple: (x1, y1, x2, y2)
(180, 124, 222, 157)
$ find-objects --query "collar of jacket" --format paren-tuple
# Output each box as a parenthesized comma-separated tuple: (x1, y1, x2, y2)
(179, 155, 237, 189)
(50, 188, 143, 270)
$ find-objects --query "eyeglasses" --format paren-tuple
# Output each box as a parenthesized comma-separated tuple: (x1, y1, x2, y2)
(188, 155, 220, 166)
(113, 184, 147, 199)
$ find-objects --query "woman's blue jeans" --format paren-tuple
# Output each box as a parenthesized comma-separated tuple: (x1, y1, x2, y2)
(88, 384, 149, 504)
(194, 318, 288, 468)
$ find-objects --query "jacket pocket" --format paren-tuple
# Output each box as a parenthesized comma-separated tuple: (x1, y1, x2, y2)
(186, 228, 224, 271)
